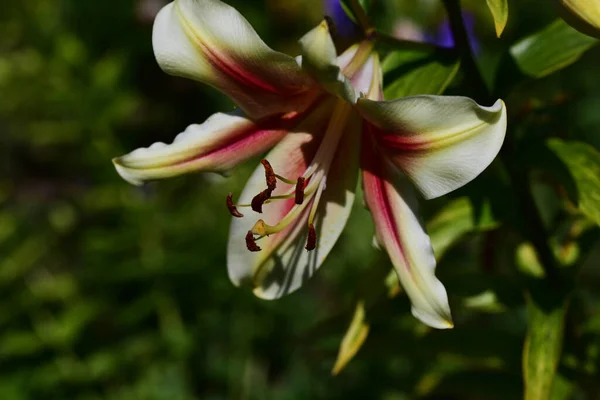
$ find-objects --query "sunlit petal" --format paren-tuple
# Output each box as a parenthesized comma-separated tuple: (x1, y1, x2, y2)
(358, 95, 507, 199)
(227, 109, 360, 299)
(362, 135, 453, 329)
(556, 0, 600, 38)
(113, 107, 318, 185)
(153, 0, 315, 118)
(299, 20, 357, 103)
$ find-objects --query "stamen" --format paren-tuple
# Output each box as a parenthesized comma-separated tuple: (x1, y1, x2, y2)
(274, 174, 298, 185)
(295, 177, 306, 205)
(226, 193, 244, 218)
(245, 231, 261, 252)
(342, 40, 375, 79)
(251, 189, 272, 213)
(261, 159, 277, 191)
(306, 223, 317, 251)
(241, 100, 352, 254)
(251, 219, 267, 236)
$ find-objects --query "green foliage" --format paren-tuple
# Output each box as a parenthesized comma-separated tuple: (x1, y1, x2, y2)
(340, 0, 372, 26)
(523, 292, 568, 400)
(547, 139, 600, 227)
(510, 19, 598, 78)
(2, 0, 600, 398)
(485, 0, 509, 37)
(382, 49, 460, 98)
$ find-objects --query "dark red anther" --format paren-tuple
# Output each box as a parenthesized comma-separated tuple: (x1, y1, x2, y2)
(251, 189, 272, 213)
(245, 230, 261, 252)
(226, 192, 244, 218)
(261, 159, 277, 191)
(295, 177, 305, 205)
(305, 223, 316, 251)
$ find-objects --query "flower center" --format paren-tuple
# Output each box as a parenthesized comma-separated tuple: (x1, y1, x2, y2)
(228, 100, 352, 252)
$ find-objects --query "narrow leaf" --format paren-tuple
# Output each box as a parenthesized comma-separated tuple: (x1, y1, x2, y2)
(547, 139, 600, 226)
(339, 0, 371, 26)
(427, 197, 497, 259)
(382, 50, 460, 99)
(510, 19, 598, 78)
(486, 0, 509, 37)
(523, 292, 567, 400)
(331, 301, 369, 375)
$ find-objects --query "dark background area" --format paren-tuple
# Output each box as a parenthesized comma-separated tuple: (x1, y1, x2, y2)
(1, 0, 600, 399)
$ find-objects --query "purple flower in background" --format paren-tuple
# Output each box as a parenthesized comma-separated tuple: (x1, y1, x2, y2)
(427, 11, 480, 54)
(323, 0, 360, 39)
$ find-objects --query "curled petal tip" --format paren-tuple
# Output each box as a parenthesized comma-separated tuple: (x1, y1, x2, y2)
(360, 95, 507, 200)
(112, 157, 144, 186)
(411, 306, 454, 329)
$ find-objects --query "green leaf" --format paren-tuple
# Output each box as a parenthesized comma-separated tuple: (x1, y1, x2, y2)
(427, 197, 498, 260)
(547, 139, 600, 226)
(551, 374, 575, 400)
(486, 0, 509, 37)
(382, 49, 460, 99)
(523, 292, 568, 400)
(331, 301, 369, 375)
(339, 0, 371, 26)
(510, 19, 598, 78)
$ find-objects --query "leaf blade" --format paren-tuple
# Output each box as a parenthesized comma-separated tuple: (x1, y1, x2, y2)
(486, 0, 509, 37)
(547, 139, 600, 226)
(331, 301, 370, 375)
(523, 293, 567, 400)
(382, 50, 460, 99)
(510, 19, 598, 78)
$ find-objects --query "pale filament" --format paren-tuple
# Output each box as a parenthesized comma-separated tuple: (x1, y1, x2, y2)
(241, 42, 374, 251)
(250, 100, 351, 238)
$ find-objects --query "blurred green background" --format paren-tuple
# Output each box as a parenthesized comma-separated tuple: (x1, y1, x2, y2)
(1, 0, 600, 399)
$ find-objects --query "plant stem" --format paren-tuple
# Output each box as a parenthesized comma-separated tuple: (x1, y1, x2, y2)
(441, 0, 561, 283)
(347, 0, 374, 36)
(373, 32, 456, 56)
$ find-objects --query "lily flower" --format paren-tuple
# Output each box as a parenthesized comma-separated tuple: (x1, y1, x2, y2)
(555, 0, 600, 38)
(113, 0, 507, 329)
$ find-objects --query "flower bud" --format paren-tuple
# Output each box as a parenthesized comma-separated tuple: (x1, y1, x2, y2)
(556, 0, 600, 38)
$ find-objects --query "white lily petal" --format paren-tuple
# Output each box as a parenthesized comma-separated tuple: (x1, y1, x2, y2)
(153, 0, 315, 118)
(362, 137, 453, 329)
(112, 107, 321, 185)
(227, 108, 360, 299)
(298, 20, 357, 103)
(358, 95, 507, 199)
(556, 0, 600, 38)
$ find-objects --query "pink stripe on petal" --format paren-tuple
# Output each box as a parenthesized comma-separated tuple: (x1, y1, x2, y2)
(361, 127, 453, 329)
(362, 135, 409, 270)
(154, 0, 316, 119)
(176, 111, 303, 170)
(113, 100, 328, 185)
(377, 133, 433, 152)
(191, 35, 286, 95)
